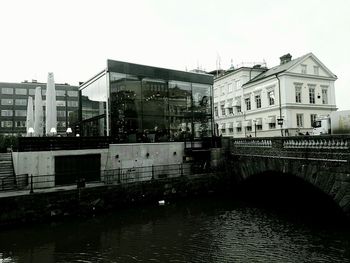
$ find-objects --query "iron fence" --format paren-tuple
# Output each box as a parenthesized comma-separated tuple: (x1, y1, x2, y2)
(0, 163, 218, 194)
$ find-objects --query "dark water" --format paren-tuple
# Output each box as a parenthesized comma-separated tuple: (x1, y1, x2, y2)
(0, 194, 349, 263)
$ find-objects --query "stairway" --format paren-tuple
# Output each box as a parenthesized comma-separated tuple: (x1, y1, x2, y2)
(0, 152, 16, 190)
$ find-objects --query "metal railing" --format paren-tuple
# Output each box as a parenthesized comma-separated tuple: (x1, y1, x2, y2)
(0, 163, 219, 194)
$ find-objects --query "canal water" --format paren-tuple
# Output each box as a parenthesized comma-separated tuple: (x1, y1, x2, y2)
(0, 193, 349, 263)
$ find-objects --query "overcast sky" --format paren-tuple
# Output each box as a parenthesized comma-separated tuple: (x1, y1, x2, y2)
(1, 0, 349, 109)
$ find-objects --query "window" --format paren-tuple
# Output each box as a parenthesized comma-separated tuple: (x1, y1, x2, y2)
(67, 90, 78, 97)
(56, 90, 66, 97)
(245, 98, 251, 111)
(220, 104, 225, 116)
(15, 88, 27, 95)
(247, 126, 252, 132)
(1, 99, 13, 105)
(57, 111, 66, 117)
(297, 114, 304, 127)
(1, 110, 13, 116)
(214, 106, 218, 117)
(228, 84, 233, 93)
(229, 127, 233, 134)
(1, 88, 13, 94)
(313, 66, 319, 75)
(15, 110, 26, 116)
(16, 121, 26, 127)
(301, 64, 307, 74)
(228, 107, 233, 115)
(309, 87, 315, 104)
(295, 86, 302, 103)
(221, 86, 225, 95)
(235, 80, 241, 90)
(269, 123, 276, 129)
(310, 114, 317, 127)
(322, 89, 328, 104)
(29, 89, 36, 95)
(267, 91, 275, 105)
(255, 95, 261, 108)
(57, 121, 66, 128)
(56, 100, 66, 107)
(15, 99, 27, 106)
(257, 124, 263, 130)
(236, 106, 241, 113)
(236, 127, 242, 133)
(67, 101, 78, 107)
(1, 121, 13, 127)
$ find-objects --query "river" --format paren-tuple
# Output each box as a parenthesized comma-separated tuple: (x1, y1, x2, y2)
(0, 193, 349, 263)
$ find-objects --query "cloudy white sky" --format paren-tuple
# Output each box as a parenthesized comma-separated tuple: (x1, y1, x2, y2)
(1, 0, 349, 109)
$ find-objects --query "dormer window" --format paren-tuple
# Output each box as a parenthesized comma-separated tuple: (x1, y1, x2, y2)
(301, 64, 307, 74)
(313, 66, 319, 75)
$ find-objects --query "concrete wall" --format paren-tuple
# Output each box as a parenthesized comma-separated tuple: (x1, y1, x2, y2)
(12, 142, 185, 188)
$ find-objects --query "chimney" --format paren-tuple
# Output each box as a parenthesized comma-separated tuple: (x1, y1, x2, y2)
(280, 53, 292, 65)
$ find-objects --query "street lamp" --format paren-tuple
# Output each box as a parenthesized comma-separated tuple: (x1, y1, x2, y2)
(277, 117, 284, 136)
(66, 127, 72, 136)
(28, 127, 34, 137)
(253, 119, 257, 137)
(50, 127, 57, 136)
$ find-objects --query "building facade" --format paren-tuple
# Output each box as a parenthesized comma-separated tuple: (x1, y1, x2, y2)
(0, 81, 79, 136)
(214, 53, 337, 137)
(79, 60, 214, 142)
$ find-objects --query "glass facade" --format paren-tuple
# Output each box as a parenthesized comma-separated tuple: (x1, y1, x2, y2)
(79, 60, 213, 142)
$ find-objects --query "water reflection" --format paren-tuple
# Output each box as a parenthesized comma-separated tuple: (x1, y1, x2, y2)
(1, 196, 349, 263)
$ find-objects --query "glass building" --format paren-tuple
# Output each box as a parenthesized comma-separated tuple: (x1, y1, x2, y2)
(79, 60, 214, 142)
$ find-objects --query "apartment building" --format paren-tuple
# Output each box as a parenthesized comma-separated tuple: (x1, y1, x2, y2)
(0, 80, 79, 136)
(214, 53, 337, 137)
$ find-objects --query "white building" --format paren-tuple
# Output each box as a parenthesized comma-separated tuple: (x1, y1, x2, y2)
(213, 53, 337, 137)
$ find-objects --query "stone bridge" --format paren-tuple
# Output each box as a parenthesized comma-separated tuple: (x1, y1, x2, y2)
(229, 135, 350, 217)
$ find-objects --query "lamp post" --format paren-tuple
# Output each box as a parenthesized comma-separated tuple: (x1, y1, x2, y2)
(66, 127, 72, 137)
(277, 117, 284, 137)
(28, 127, 34, 137)
(50, 127, 57, 136)
(253, 119, 257, 137)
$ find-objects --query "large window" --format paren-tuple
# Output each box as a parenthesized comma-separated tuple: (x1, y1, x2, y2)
(67, 101, 78, 107)
(1, 121, 13, 127)
(67, 90, 78, 97)
(56, 90, 66, 97)
(15, 88, 27, 95)
(267, 91, 275, 105)
(15, 99, 27, 106)
(1, 110, 13, 116)
(15, 110, 26, 117)
(255, 95, 261, 108)
(309, 86, 315, 104)
(295, 85, 302, 103)
(322, 88, 328, 104)
(108, 72, 212, 141)
(245, 97, 251, 111)
(297, 114, 304, 127)
(220, 103, 225, 116)
(81, 73, 108, 137)
(310, 114, 317, 127)
(1, 88, 13, 94)
(1, 99, 13, 105)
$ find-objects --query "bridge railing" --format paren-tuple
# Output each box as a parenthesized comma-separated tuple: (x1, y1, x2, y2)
(231, 135, 350, 162)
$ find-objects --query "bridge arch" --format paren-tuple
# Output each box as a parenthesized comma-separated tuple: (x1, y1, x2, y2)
(229, 136, 350, 219)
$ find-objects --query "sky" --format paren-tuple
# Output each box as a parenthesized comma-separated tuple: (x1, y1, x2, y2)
(1, 0, 349, 109)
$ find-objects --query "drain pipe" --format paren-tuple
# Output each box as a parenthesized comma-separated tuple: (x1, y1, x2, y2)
(275, 74, 283, 136)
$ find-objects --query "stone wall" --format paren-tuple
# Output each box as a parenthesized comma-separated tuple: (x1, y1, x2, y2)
(0, 173, 226, 227)
(229, 135, 350, 217)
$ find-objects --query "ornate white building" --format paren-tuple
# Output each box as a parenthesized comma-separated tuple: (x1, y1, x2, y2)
(213, 53, 337, 137)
